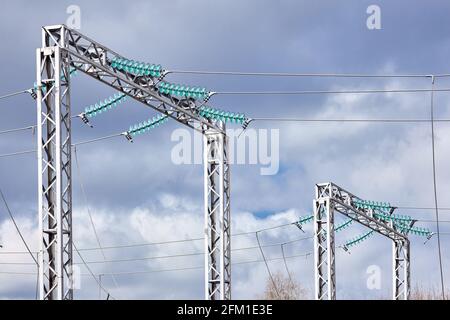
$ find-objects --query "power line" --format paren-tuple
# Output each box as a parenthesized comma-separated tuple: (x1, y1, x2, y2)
(429, 77, 446, 300)
(0, 271, 36, 275)
(4, 117, 450, 159)
(255, 231, 280, 298)
(73, 133, 124, 147)
(0, 89, 31, 101)
(0, 236, 314, 266)
(416, 219, 450, 223)
(168, 70, 436, 78)
(5, 117, 450, 141)
(0, 113, 119, 139)
(98, 252, 313, 276)
(5, 114, 450, 159)
(0, 125, 35, 136)
(281, 243, 294, 287)
(0, 251, 313, 277)
(0, 133, 124, 159)
(397, 206, 450, 211)
(75, 220, 301, 252)
(79, 236, 312, 265)
(73, 147, 121, 292)
(213, 87, 450, 96)
(102, 240, 303, 264)
(0, 186, 37, 265)
(0, 218, 305, 255)
(34, 253, 38, 300)
(244, 221, 298, 234)
(0, 149, 36, 159)
(72, 241, 116, 300)
(0, 117, 75, 138)
(251, 118, 450, 123)
(3, 217, 448, 260)
(3, 212, 449, 257)
(0, 250, 38, 255)
(0, 211, 446, 257)
(0, 183, 39, 300)
(77, 237, 203, 252)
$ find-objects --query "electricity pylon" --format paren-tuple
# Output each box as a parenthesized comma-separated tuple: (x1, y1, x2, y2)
(203, 122, 231, 300)
(313, 182, 410, 300)
(36, 24, 231, 300)
(36, 32, 73, 300)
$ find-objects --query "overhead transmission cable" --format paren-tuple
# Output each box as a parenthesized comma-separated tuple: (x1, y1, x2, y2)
(429, 76, 446, 300)
(167, 70, 440, 78)
(280, 243, 294, 287)
(0, 67, 79, 103)
(6, 114, 450, 158)
(5, 116, 450, 141)
(73, 147, 121, 293)
(0, 216, 309, 254)
(0, 236, 314, 266)
(255, 231, 280, 298)
(0, 186, 37, 265)
(249, 118, 450, 123)
(2, 66, 448, 288)
(0, 185, 39, 299)
(212, 87, 450, 96)
(1, 213, 446, 257)
(398, 206, 450, 211)
(2, 211, 442, 258)
(73, 133, 124, 147)
(0, 149, 36, 159)
(95, 252, 313, 277)
(0, 132, 125, 159)
(72, 241, 116, 300)
(0, 251, 313, 277)
(79, 220, 310, 252)
(0, 125, 35, 135)
(5, 51, 448, 293)
(0, 89, 33, 101)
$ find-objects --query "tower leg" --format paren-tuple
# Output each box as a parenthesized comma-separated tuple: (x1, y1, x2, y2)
(393, 239, 410, 300)
(314, 194, 336, 300)
(203, 122, 231, 300)
(36, 43, 73, 300)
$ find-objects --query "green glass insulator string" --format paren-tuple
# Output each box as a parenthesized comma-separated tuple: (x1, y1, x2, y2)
(198, 106, 247, 124)
(128, 114, 170, 137)
(111, 57, 163, 77)
(85, 93, 127, 118)
(158, 82, 209, 100)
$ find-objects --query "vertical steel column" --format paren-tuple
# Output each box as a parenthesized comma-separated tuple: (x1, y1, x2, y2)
(393, 239, 410, 300)
(36, 25, 73, 300)
(203, 122, 231, 300)
(314, 186, 336, 300)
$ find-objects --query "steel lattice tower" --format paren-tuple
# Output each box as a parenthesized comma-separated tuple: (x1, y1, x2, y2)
(313, 182, 410, 300)
(36, 25, 231, 300)
(36, 30, 73, 300)
(203, 122, 231, 300)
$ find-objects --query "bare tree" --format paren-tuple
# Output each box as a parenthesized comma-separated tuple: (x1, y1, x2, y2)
(259, 271, 308, 300)
(409, 284, 449, 300)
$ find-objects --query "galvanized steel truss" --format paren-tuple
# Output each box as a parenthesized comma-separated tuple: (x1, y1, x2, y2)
(37, 25, 230, 300)
(314, 182, 410, 300)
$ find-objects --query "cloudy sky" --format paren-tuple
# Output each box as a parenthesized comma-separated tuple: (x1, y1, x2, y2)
(1, 0, 450, 300)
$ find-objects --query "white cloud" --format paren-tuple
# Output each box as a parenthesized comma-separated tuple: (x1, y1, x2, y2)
(1, 191, 448, 300)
